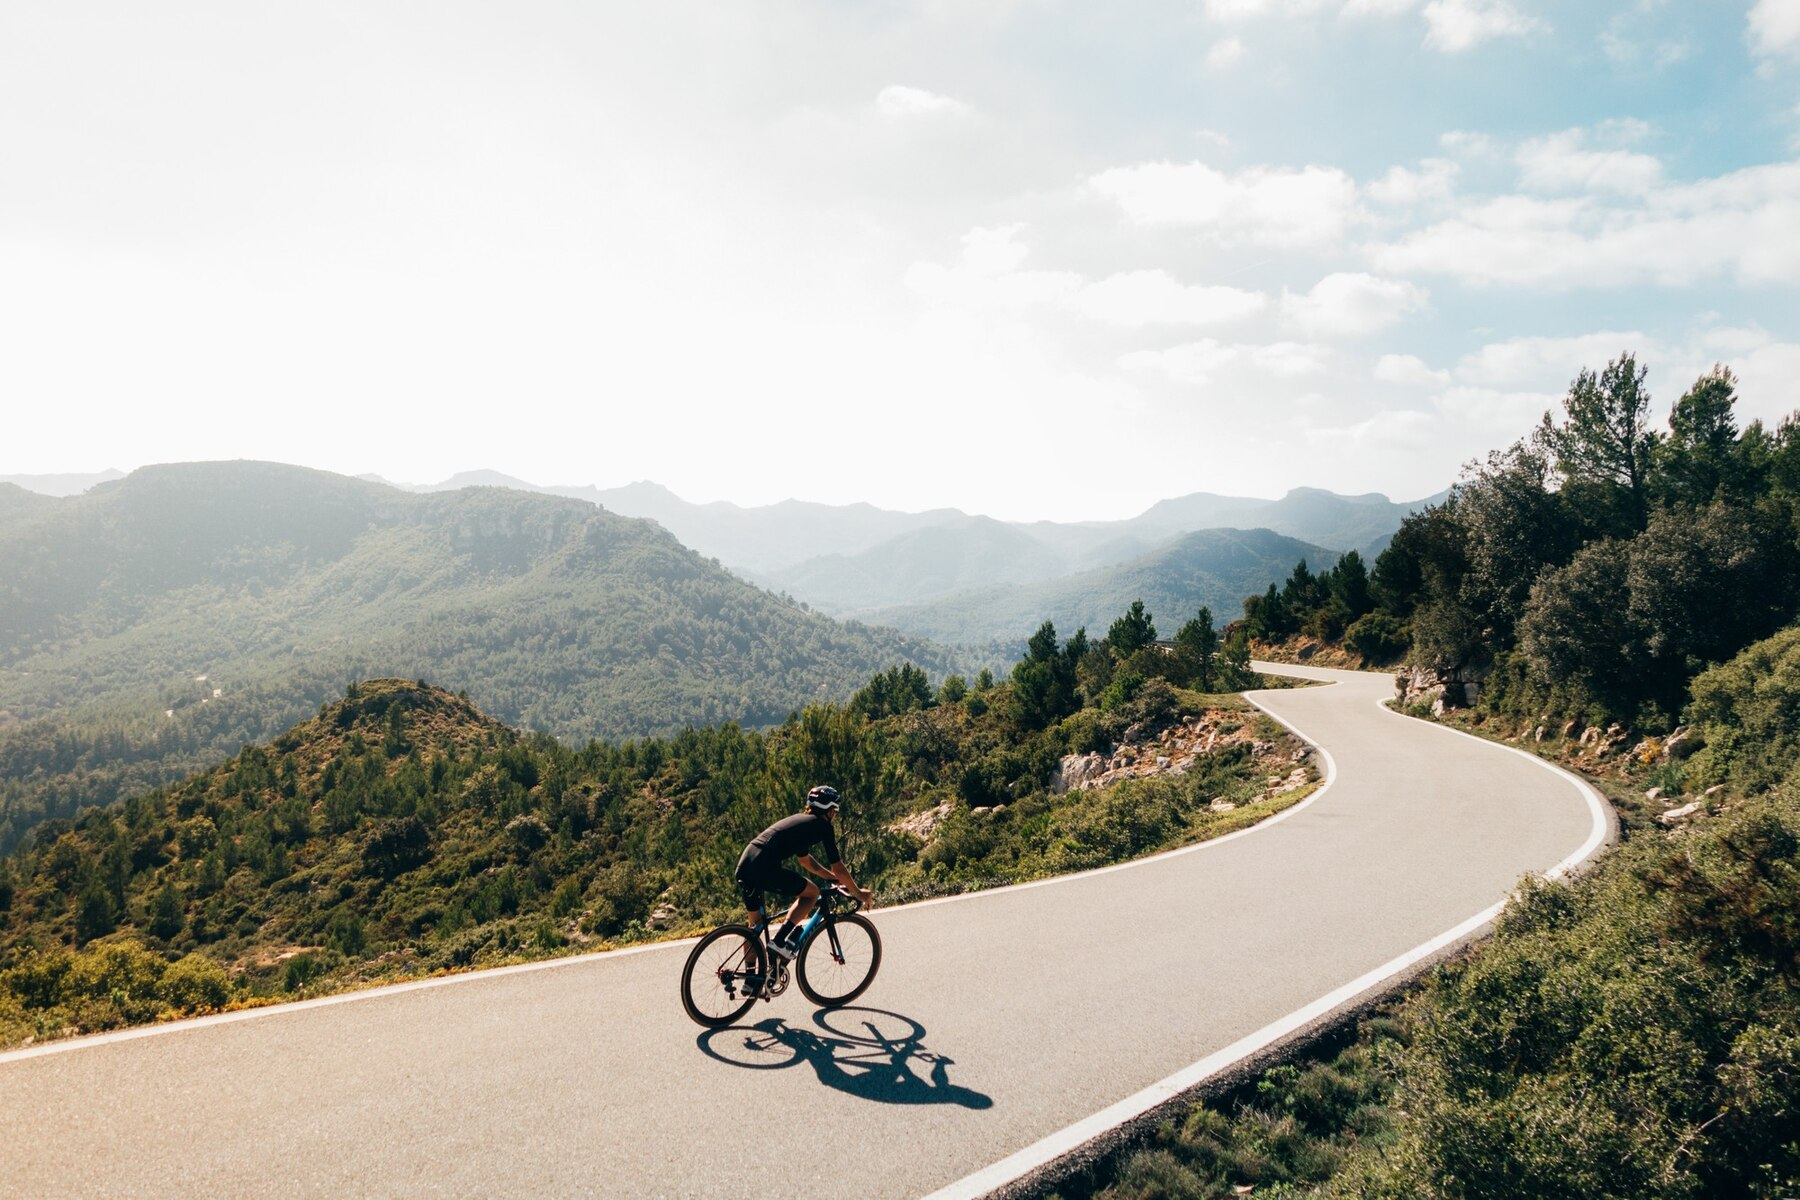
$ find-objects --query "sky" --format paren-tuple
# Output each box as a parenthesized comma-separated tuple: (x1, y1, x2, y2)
(3, 1, 1798, 522)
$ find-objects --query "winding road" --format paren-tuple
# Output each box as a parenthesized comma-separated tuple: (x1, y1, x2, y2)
(0, 664, 1608, 1198)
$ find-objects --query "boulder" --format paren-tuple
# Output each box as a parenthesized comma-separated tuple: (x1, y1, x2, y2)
(1657, 802, 1700, 825)
(1644, 786, 1663, 803)
(1209, 798, 1237, 813)
(1052, 752, 1107, 795)
(1662, 727, 1702, 761)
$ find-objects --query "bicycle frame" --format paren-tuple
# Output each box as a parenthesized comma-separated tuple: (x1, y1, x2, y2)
(744, 886, 859, 993)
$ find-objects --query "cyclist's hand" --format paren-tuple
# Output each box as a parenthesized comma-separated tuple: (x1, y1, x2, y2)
(855, 886, 874, 909)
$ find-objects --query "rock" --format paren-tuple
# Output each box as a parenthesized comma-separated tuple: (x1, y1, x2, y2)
(970, 806, 990, 816)
(1644, 786, 1663, 803)
(1704, 784, 1726, 798)
(1533, 725, 1548, 742)
(647, 903, 677, 930)
(1156, 756, 1170, 769)
(1561, 720, 1581, 739)
(1662, 727, 1702, 761)
(1052, 752, 1107, 795)
(1658, 802, 1700, 825)
(1579, 727, 1601, 746)
(1296, 642, 1318, 661)
(1209, 798, 1237, 813)
(888, 798, 955, 841)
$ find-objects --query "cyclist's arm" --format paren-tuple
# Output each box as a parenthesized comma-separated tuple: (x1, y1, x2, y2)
(800, 856, 873, 909)
(796, 853, 836, 881)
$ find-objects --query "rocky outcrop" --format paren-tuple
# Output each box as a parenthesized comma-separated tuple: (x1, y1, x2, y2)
(889, 798, 955, 842)
(1394, 661, 1491, 713)
(1050, 712, 1314, 800)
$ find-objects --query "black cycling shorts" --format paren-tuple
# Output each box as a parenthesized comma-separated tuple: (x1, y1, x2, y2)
(735, 850, 806, 912)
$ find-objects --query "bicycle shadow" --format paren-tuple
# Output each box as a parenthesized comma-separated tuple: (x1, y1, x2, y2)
(696, 1007, 993, 1109)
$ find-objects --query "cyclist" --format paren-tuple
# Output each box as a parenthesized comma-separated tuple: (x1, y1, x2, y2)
(735, 784, 874, 960)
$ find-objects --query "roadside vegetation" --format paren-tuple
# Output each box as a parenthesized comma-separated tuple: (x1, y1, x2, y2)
(0, 601, 1317, 1049)
(1073, 356, 1800, 1198)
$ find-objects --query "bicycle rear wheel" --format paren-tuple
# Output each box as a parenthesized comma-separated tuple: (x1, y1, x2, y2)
(681, 926, 765, 1027)
(796, 913, 881, 1007)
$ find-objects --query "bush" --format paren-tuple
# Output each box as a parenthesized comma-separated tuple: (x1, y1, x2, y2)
(1686, 624, 1800, 792)
(159, 954, 231, 1012)
(1344, 613, 1410, 664)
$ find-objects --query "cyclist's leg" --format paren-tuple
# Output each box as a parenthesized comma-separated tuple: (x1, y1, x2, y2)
(736, 857, 772, 931)
(771, 868, 817, 946)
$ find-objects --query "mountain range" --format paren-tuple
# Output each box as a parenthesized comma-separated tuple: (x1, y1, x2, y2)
(353, 469, 1444, 635)
(0, 462, 955, 850)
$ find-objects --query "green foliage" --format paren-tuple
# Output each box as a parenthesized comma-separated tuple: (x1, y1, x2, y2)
(1363, 355, 1800, 727)
(0, 462, 962, 853)
(0, 647, 1296, 1046)
(1107, 600, 1158, 657)
(1343, 613, 1409, 665)
(0, 941, 234, 1045)
(1687, 625, 1800, 793)
(1331, 788, 1800, 1199)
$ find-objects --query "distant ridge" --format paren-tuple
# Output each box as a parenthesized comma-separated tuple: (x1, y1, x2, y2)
(396, 471, 1446, 619)
(853, 526, 1343, 646)
(0, 469, 126, 496)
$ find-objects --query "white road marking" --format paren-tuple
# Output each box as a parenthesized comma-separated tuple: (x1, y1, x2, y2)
(921, 669, 1612, 1200)
(1, 682, 1345, 1065)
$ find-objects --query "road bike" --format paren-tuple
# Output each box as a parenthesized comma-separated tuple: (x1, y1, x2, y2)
(680, 885, 881, 1028)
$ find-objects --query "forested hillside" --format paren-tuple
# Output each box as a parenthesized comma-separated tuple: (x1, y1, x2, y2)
(1070, 356, 1800, 1199)
(1274, 355, 1800, 730)
(0, 462, 955, 852)
(0, 602, 1298, 1048)
(857, 527, 1340, 646)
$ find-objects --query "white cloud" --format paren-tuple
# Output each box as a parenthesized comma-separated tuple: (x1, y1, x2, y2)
(905, 229, 1264, 328)
(1433, 385, 1561, 436)
(1203, 0, 1333, 18)
(1440, 129, 1501, 159)
(1748, 0, 1800, 60)
(959, 223, 1032, 275)
(1370, 161, 1800, 287)
(1374, 353, 1451, 386)
(1422, 0, 1537, 52)
(1072, 270, 1268, 326)
(1088, 160, 1361, 247)
(1283, 273, 1429, 337)
(1121, 338, 1327, 384)
(1344, 0, 1420, 15)
(1452, 331, 1648, 389)
(1368, 158, 1459, 207)
(1207, 37, 1248, 67)
(1516, 128, 1664, 195)
(875, 85, 973, 118)
(1305, 407, 1441, 453)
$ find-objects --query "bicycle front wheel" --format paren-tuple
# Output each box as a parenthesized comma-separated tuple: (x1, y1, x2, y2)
(681, 926, 764, 1028)
(797, 912, 881, 1007)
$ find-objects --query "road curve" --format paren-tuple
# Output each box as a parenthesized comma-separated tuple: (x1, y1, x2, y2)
(0, 664, 1608, 1198)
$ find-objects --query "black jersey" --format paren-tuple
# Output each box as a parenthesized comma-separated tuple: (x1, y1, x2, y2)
(743, 811, 841, 867)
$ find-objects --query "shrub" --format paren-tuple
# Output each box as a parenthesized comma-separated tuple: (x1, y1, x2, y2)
(158, 954, 231, 1012)
(1344, 612, 1410, 664)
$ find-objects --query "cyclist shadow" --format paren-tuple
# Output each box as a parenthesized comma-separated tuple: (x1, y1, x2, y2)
(697, 1007, 993, 1109)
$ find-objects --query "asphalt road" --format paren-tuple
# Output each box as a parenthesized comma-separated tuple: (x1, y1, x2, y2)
(0, 664, 1608, 1198)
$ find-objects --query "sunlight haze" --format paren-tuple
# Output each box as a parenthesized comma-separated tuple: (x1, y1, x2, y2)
(4, 1, 1797, 521)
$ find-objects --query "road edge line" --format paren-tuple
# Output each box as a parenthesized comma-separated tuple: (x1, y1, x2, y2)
(1, 679, 1346, 1064)
(920, 666, 1614, 1200)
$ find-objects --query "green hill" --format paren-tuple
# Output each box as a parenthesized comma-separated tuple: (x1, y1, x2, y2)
(0, 462, 954, 851)
(857, 527, 1340, 646)
(0, 646, 1307, 1046)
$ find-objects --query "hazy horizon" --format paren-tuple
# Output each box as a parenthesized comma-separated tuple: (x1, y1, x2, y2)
(0, 459, 1452, 519)
(6, 2, 1797, 521)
